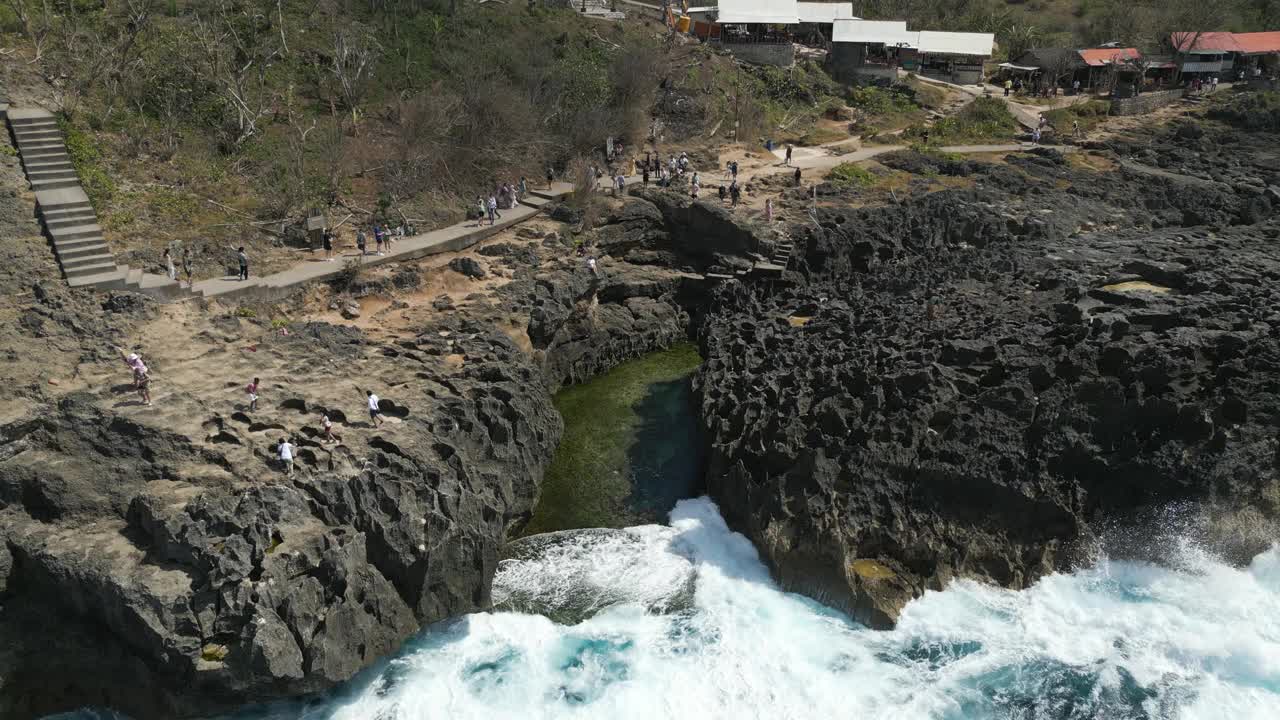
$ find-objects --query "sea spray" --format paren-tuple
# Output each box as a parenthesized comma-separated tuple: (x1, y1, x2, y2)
(259, 497, 1280, 720)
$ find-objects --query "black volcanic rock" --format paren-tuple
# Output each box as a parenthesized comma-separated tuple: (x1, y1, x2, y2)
(694, 121, 1280, 629)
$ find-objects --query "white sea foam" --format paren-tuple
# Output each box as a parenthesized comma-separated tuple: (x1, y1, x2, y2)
(285, 496, 1280, 720)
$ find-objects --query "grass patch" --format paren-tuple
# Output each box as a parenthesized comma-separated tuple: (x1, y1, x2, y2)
(58, 117, 116, 210)
(827, 162, 876, 188)
(902, 97, 1019, 146)
(523, 343, 703, 535)
(797, 126, 849, 145)
(847, 84, 931, 134)
(1044, 100, 1112, 134)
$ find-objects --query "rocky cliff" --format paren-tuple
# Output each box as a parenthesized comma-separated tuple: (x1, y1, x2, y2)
(694, 120, 1280, 628)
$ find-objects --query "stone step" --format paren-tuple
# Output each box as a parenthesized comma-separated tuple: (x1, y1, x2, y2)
(127, 267, 144, 286)
(22, 145, 69, 158)
(519, 196, 550, 209)
(8, 112, 57, 127)
(64, 260, 123, 280)
(42, 203, 94, 218)
(17, 139, 66, 152)
(54, 236, 108, 251)
(57, 242, 110, 260)
(28, 168, 78, 181)
(15, 129, 62, 142)
(31, 178, 81, 190)
(45, 212, 98, 230)
(12, 118, 58, 129)
(61, 251, 115, 269)
(25, 159, 74, 172)
(49, 223, 104, 240)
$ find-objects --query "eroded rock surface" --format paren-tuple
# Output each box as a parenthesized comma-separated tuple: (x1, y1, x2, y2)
(695, 118, 1280, 628)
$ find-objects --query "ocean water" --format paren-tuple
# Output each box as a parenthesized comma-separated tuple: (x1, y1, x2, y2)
(194, 496, 1280, 720)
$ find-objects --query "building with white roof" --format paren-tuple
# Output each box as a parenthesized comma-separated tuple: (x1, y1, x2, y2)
(709, 0, 801, 66)
(796, 2, 855, 24)
(828, 20, 994, 84)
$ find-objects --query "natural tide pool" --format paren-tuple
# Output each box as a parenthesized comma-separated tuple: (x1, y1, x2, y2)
(521, 343, 705, 535)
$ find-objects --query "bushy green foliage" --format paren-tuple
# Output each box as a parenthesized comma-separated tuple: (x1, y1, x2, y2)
(827, 162, 876, 188)
(1044, 100, 1112, 133)
(903, 98, 1019, 145)
(58, 118, 116, 210)
(849, 86, 918, 116)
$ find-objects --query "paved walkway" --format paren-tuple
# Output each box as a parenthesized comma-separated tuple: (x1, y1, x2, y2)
(190, 183, 575, 301)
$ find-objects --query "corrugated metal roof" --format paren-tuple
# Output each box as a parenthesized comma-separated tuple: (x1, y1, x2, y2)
(796, 2, 854, 23)
(1233, 31, 1280, 54)
(1170, 31, 1244, 53)
(832, 19, 916, 47)
(916, 30, 994, 57)
(1079, 47, 1141, 66)
(716, 0, 799, 24)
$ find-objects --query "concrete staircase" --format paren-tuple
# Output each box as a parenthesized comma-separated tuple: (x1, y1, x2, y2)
(4, 106, 193, 299)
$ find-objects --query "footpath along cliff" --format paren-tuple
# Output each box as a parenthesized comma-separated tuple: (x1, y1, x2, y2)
(694, 109, 1280, 627)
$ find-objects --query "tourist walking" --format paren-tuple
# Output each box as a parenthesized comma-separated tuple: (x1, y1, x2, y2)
(278, 437, 294, 476)
(1031, 127, 1042, 145)
(374, 224, 384, 255)
(237, 247, 249, 281)
(793, 167, 802, 187)
(323, 229, 334, 261)
(643, 166, 649, 185)
(487, 195, 500, 225)
(367, 390, 385, 426)
(245, 377, 260, 412)
(118, 347, 152, 406)
(164, 248, 176, 281)
(784, 144, 793, 166)
(546, 166, 555, 190)
(718, 185, 728, 203)
(765, 198, 774, 222)
(586, 256, 598, 277)
(321, 413, 341, 444)
(357, 229, 368, 255)
(730, 182, 741, 207)
(1004, 78, 1012, 97)
(519, 176, 528, 200)
(1072, 79, 1081, 95)
(182, 249, 193, 287)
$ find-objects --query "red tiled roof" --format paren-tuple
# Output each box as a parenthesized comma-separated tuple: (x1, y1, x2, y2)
(1233, 31, 1280, 54)
(1079, 47, 1141, 66)
(1170, 32, 1244, 53)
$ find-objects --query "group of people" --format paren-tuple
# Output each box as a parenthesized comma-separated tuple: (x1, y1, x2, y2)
(1187, 76, 1220, 94)
(161, 247, 196, 287)
(355, 222, 407, 257)
(247, 381, 384, 476)
(478, 179, 529, 226)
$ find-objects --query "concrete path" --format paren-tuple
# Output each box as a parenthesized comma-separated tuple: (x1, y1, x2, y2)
(190, 183, 576, 302)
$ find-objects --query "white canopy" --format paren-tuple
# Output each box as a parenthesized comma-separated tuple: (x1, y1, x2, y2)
(716, 0, 800, 24)
(831, 19, 917, 48)
(916, 30, 995, 57)
(796, 2, 855, 23)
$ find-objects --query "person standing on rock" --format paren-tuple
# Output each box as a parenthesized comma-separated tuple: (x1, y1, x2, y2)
(765, 198, 774, 222)
(730, 182, 741, 207)
(164, 248, 176, 281)
(237, 247, 249, 281)
(278, 437, 294, 476)
(323, 229, 334, 261)
(245, 377, 260, 412)
(321, 413, 341, 444)
(546, 166, 554, 190)
(367, 390, 385, 427)
(784, 144, 793, 166)
(793, 167, 802, 187)
(586, 256, 598, 278)
(182, 249, 194, 287)
(642, 165, 649, 185)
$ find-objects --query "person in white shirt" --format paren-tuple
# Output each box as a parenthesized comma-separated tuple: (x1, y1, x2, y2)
(367, 390, 384, 426)
(278, 438, 294, 476)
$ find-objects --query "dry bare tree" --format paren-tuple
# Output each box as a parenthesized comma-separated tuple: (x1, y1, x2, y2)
(2, 0, 54, 62)
(193, 0, 283, 147)
(331, 26, 381, 129)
